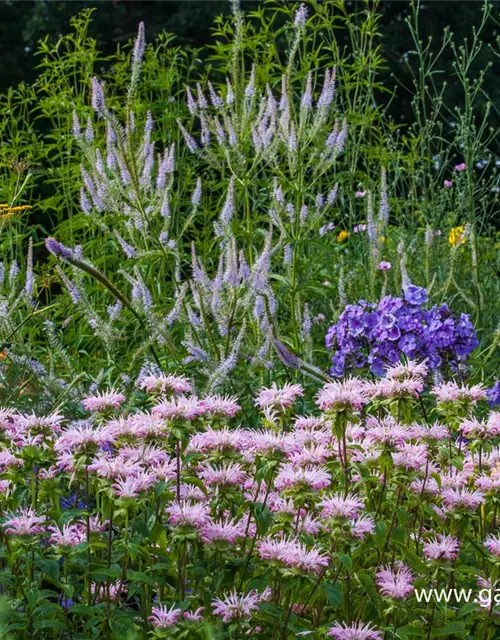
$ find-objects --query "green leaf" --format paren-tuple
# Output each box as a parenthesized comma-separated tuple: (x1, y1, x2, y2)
(126, 571, 156, 586)
(36, 559, 60, 584)
(431, 622, 466, 638)
(319, 584, 343, 607)
(336, 554, 353, 572)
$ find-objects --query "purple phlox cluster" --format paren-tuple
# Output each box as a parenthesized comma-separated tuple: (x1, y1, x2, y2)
(326, 286, 478, 376)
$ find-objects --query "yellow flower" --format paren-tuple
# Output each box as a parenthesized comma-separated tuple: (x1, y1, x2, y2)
(337, 230, 349, 243)
(448, 225, 466, 246)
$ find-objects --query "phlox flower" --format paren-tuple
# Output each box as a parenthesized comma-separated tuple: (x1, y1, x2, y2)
(328, 621, 382, 639)
(82, 390, 126, 412)
(139, 373, 192, 395)
(199, 462, 246, 487)
(318, 492, 365, 519)
(3, 507, 47, 535)
(484, 535, 500, 557)
(151, 395, 207, 420)
(376, 562, 415, 599)
(440, 487, 485, 512)
(48, 523, 86, 547)
(257, 536, 329, 573)
(255, 382, 304, 411)
(200, 394, 241, 417)
(274, 464, 330, 491)
(148, 604, 182, 628)
(316, 378, 368, 412)
(212, 589, 261, 622)
(423, 534, 460, 561)
(166, 501, 211, 528)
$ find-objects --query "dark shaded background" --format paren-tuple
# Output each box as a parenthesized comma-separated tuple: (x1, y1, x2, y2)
(0, 0, 499, 129)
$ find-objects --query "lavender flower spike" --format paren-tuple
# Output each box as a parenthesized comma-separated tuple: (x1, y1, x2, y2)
(45, 238, 75, 262)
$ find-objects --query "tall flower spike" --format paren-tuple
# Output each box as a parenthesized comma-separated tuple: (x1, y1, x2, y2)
(220, 176, 235, 226)
(378, 167, 389, 228)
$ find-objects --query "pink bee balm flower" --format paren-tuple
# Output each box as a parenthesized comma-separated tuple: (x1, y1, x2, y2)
(187, 427, 249, 453)
(385, 359, 428, 381)
(3, 507, 47, 535)
(274, 464, 330, 491)
(349, 514, 375, 540)
(16, 412, 65, 436)
(0, 480, 11, 494)
(444, 179, 453, 187)
(0, 450, 23, 470)
(111, 472, 156, 498)
(455, 163, 466, 172)
(166, 501, 211, 528)
(148, 604, 182, 628)
(48, 523, 86, 547)
(392, 443, 428, 471)
(257, 536, 329, 573)
(293, 416, 327, 430)
(200, 517, 247, 545)
(211, 589, 261, 622)
(200, 394, 241, 418)
(377, 261, 391, 271)
(152, 395, 207, 420)
(55, 424, 105, 454)
(82, 390, 126, 412)
(138, 373, 192, 395)
(199, 462, 246, 487)
(183, 607, 205, 621)
(255, 382, 304, 411)
(366, 376, 423, 400)
(432, 381, 487, 405)
(423, 534, 460, 561)
(484, 534, 500, 557)
(318, 492, 365, 519)
(441, 487, 485, 512)
(328, 621, 382, 639)
(316, 378, 368, 412)
(376, 562, 415, 599)
(91, 581, 127, 601)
